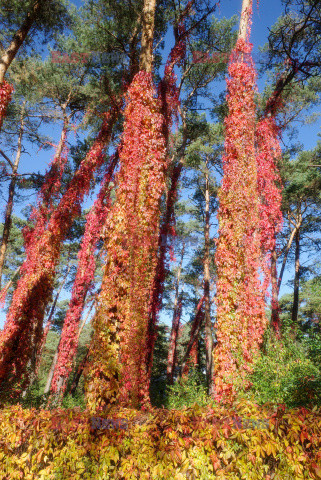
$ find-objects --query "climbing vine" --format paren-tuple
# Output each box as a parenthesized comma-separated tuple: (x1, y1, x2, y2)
(0, 110, 118, 399)
(85, 71, 167, 412)
(0, 81, 14, 130)
(49, 155, 118, 401)
(256, 115, 283, 332)
(213, 37, 267, 403)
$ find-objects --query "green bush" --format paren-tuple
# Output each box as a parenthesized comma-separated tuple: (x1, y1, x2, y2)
(166, 366, 211, 409)
(245, 327, 321, 408)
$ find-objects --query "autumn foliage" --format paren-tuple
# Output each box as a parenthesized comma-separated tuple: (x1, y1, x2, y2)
(85, 71, 167, 411)
(0, 110, 118, 398)
(0, 81, 14, 130)
(213, 37, 267, 403)
(1, 401, 321, 479)
(49, 155, 118, 400)
(256, 115, 283, 331)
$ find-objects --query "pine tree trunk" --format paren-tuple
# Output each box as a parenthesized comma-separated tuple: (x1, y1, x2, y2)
(204, 166, 214, 395)
(145, 163, 183, 380)
(167, 245, 184, 384)
(179, 297, 204, 379)
(238, 0, 252, 40)
(53, 295, 95, 401)
(139, 0, 157, 72)
(69, 350, 89, 396)
(277, 221, 301, 293)
(270, 246, 281, 337)
(67, 300, 95, 396)
(0, 0, 44, 83)
(291, 225, 301, 326)
(44, 340, 60, 395)
(0, 105, 25, 288)
(0, 266, 20, 305)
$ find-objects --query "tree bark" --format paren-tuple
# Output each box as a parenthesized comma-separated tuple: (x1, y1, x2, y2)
(270, 246, 281, 337)
(179, 296, 205, 379)
(167, 244, 185, 384)
(69, 350, 89, 396)
(139, 0, 157, 72)
(44, 343, 60, 395)
(32, 264, 71, 381)
(238, 0, 252, 41)
(0, 103, 25, 288)
(204, 165, 214, 395)
(277, 221, 301, 293)
(145, 163, 183, 378)
(0, 1, 45, 83)
(47, 296, 95, 401)
(291, 226, 301, 326)
(0, 266, 20, 305)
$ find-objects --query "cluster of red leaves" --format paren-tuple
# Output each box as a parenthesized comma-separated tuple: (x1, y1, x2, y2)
(0, 111, 117, 397)
(0, 81, 14, 130)
(49, 155, 118, 398)
(23, 130, 69, 250)
(85, 71, 167, 412)
(256, 116, 283, 294)
(146, 27, 187, 381)
(213, 38, 267, 403)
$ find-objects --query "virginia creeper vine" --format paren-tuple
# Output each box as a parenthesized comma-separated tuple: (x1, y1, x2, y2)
(85, 71, 167, 411)
(213, 36, 267, 403)
(49, 154, 118, 401)
(0, 109, 118, 398)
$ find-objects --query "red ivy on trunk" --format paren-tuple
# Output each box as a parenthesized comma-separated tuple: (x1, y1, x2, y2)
(213, 38, 267, 403)
(0, 110, 117, 398)
(85, 71, 167, 412)
(49, 155, 118, 399)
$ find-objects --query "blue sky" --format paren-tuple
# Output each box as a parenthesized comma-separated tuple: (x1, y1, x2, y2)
(0, 0, 320, 329)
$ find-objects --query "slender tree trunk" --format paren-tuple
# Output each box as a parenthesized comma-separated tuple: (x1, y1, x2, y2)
(44, 342, 60, 395)
(238, 0, 252, 41)
(139, 0, 157, 72)
(167, 244, 185, 384)
(0, 1, 44, 83)
(69, 350, 89, 396)
(21, 267, 71, 397)
(77, 297, 95, 341)
(46, 295, 95, 400)
(35, 265, 71, 370)
(179, 297, 205, 379)
(0, 266, 20, 306)
(204, 165, 214, 395)
(291, 226, 301, 326)
(277, 221, 301, 293)
(67, 298, 96, 396)
(145, 163, 183, 379)
(270, 245, 281, 337)
(0, 104, 25, 288)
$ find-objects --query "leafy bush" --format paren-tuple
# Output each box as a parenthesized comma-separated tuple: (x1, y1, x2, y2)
(245, 327, 321, 408)
(62, 392, 86, 410)
(166, 366, 211, 409)
(1, 401, 321, 479)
